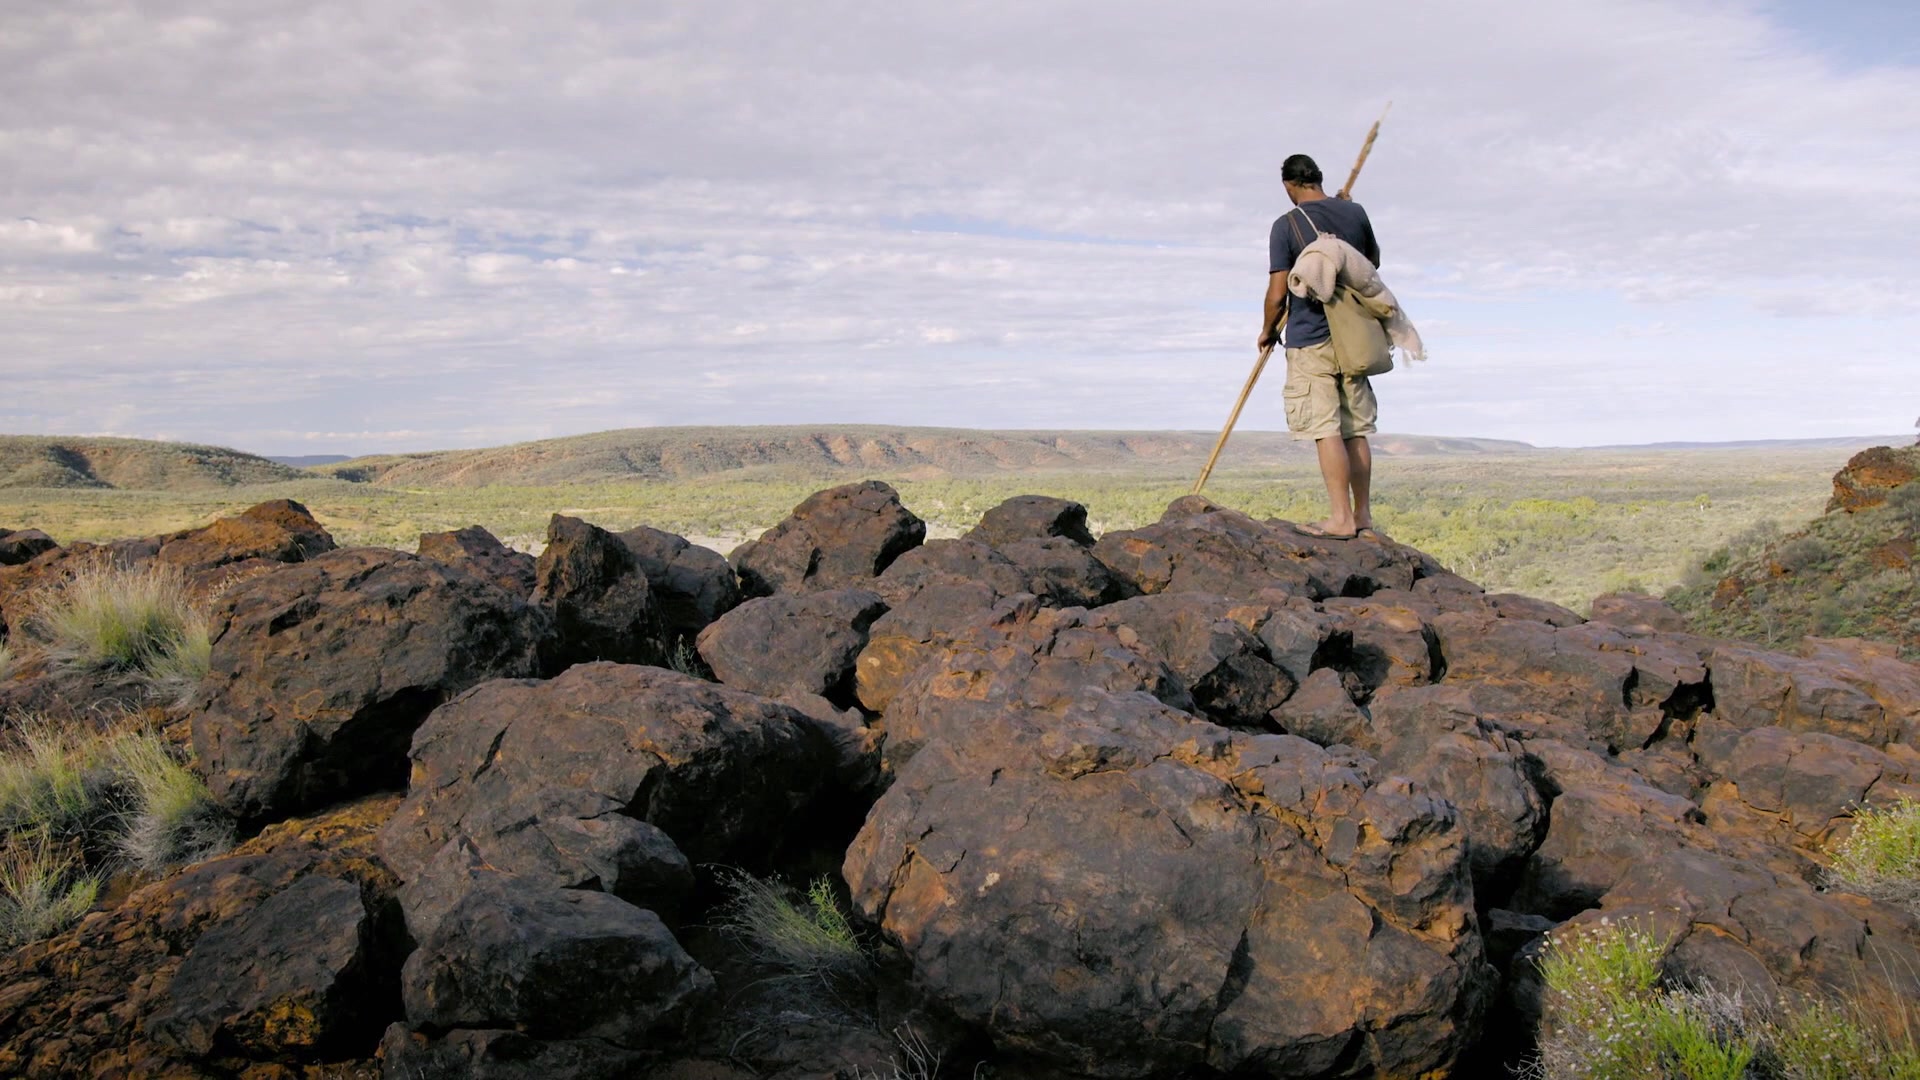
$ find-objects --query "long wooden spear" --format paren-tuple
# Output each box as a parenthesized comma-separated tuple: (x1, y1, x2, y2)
(1191, 104, 1391, 495)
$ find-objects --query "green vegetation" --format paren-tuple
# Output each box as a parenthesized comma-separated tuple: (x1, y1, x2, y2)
(1828, 798, 1920, 917)
(714, 869, 868, 983)
(1669, 486, 1919, 661)
(27, 562, 213, 690)
(0, 716, 232, 943)
(0, 641, 12, 680)
(1529, 918, 1920, 1080)
(0, 446, 1857, 611)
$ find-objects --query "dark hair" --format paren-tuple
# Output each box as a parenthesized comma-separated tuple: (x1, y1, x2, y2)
(1282, 154, 1323, 186)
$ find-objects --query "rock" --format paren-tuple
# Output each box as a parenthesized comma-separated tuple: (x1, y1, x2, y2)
(964, 494, 1096, 548)
(0, 797, 401, 1077)
(378, 663, 839, 885)
(1485, 593, 1585, 627)
(1270, 667, 1367, 747)
(191, 547, 549, 826)
(1796, 637, 1920, 745)
(779, 691, 886, 795)
(731, 481, 925, 597)
(1086, 593, 1294, 729)
(0, 527, 57, 566)
(999, 536, 1124, 607)
(1827, 444, 1919, 512)
(417, 525, 536, 598)
(146, 875, 387, 1061)
(1587, 591, 1689, 633)
(618, 525, 741, 641)
(872, 539, 1027, 607)
(855, 579, 1010, 714)
(1707, 726, 1909, 840)
(695, 588, 887, 705)
(400, 875, 711, 1047)
(379, 1024, 648, 1080)
(1319, 595, 1440, 693)
(155, 499, 336, 586)
(533, 514, 668, 670)
(877, 598, 1193, 775)
(845, 688, 1489, 1078)
(1706, 641, 1892, 745)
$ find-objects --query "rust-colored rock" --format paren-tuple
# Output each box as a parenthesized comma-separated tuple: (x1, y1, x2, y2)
(963, 494, 1096, 548)
(1827, 444, 1920, 512)
(695, 588, 887, 706)
(417, 525, 536, 598)
(1587, 591, 1689, 633)
(0, 527, 57, 566)
(533, 514, 667, 670)
(730, 480, 925, 597)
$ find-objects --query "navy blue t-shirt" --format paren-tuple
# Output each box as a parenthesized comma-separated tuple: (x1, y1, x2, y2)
(1268, 198, 1381, 347)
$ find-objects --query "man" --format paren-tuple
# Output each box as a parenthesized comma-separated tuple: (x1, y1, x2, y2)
(1260, 153, 1383, 540)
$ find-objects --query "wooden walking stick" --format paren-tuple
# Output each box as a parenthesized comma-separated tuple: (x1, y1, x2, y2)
(1192, 104, 1390, 494)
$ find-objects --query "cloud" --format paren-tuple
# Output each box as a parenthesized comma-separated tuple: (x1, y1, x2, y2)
(1, 0, 1916, 452)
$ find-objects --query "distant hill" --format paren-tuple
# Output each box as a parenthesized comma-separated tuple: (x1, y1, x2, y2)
(1585, 436, 1905, 452)
(0, 436, 307, 491)
(313, 426, 1537, 488)
(267, 454, 351, 468)
(1668, 444, 1920, 660)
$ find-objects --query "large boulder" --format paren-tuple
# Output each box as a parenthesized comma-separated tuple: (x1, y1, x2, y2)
(417, 525, 536, 598)
(696, 588, 887, 706)
(191, 547, 550, 826)
(845, 688, 1490, 1078)
(0, 527, 57, 566)
(400, 874, 711, 1047)
(619, 525, 741, 641)
(1587, 591, 1689, 633)
(533, 514, 668, 670)
(1085, 593, 1295, 729)
(146, 875, 390, 1061)
(964, 494, 1096, 548)
(154, 498, 336, 586)
(730, 480, 925, 597)
(999, 536, 1124, 607)
(378, 663, 840, 886)
(1827, 444, 1919, 512)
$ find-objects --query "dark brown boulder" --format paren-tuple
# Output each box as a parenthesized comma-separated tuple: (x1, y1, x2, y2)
(155, 499, 335, 580)
(1797, 636, 1920, 744)
(400, 874, 711, 1047)
(1587, 591, 1689, 633)
(0, 527, 57, 566)
(964, 494, 1096, 548)
(730, 480, 925, 597)
(855, 579, 1010, 715)
(146, 874, 388, 1061)
(999, 536, 1125, 607)
(191, 548, 550, 826)
(619, 525, 741, 640)
(1485, 593, 1585, 627)
(845, 688, 1490, 1078)
(1827, 444, 1919, 512)
(1319, 595, 1441, 693)
(1271, 667, 1367, 746)
(1086, 593, 1294, 729)
(418, 525, 536, 598)
(378, 663, 839, 884)
(1706, 641, 1893, 746)
(0, 797, 401, 1077)
(533, 514, 668, 670)
(695, 588, 887, 706)
(871, 538, 1027, 607)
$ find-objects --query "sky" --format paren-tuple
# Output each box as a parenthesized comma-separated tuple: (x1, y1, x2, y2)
(2, 0, 1917, 455)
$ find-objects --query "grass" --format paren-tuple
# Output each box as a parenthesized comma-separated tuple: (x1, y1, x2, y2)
(0, 839, 101, 947)
(0, 715, 232, 945)
(1529, 918, 1920, 1080)
(1827, 799, 1920, 917)
(0, 640, 12, 680)
(27, 561, 213, 689)
(714, 869, 868, 983)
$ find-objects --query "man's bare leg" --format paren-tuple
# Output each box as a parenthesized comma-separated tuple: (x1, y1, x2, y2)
(1347, 436, 1373, 530)
(1314, 436, 1357, 535)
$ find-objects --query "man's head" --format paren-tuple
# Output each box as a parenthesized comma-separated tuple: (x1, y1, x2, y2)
(1282, 153, 1324, 204)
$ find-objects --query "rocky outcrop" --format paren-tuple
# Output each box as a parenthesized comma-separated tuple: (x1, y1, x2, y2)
(731, 480, 925, 597)
(154, 498, 336, 588)
(696, 588, 887, 705)
(1587, 590, 1689, 633)
(417, 525, 536, 598)
(0, 527, 57, 566)
(532, 514, 667, 669)
(191, 548, 550, 825)
(1828, 444, 1919, 512)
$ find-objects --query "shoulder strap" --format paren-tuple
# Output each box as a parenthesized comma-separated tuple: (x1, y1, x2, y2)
(1287, 205, 1318, 248)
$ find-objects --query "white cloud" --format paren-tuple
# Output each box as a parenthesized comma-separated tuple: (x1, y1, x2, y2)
(0, 0, 1915, 453)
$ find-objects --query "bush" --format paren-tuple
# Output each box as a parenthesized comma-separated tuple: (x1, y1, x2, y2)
(714, 869, 867, 983)
(0, 839, 100, 946)
(1828, 798, 1920, 916)
(109, 731, 233, 874)
(28, 561, 211, 685)
(0, 718, 120, 847)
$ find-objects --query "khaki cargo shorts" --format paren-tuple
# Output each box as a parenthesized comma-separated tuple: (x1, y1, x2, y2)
(1282, 339, 1378, 441)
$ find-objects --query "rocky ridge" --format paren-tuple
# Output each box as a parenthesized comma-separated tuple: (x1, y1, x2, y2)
(0, 467, 1914, 1079)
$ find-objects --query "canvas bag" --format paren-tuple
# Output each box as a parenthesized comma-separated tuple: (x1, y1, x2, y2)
(1286, 206, 1395, 378)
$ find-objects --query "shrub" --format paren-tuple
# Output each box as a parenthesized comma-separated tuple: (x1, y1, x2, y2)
(0, 839, 100, 946)
(1773, 536, 1833, 573)
(0, 640, 13, 680)
(109, 730, 233, 874)
(1828, 798, 1920, 916)
(714, 869, 867, 982)
(29, 561, 211, 683)
(1764, 996, 1920, 1080)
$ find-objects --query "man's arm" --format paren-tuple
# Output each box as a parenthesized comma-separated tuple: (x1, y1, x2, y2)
(1260, 271, 1288, 350)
